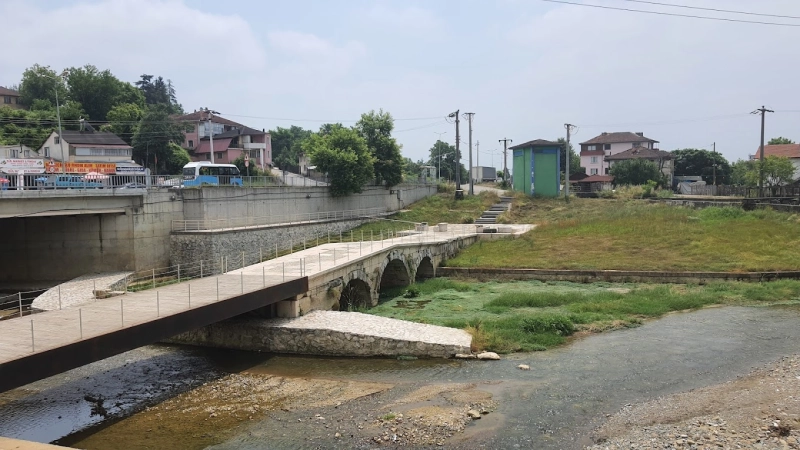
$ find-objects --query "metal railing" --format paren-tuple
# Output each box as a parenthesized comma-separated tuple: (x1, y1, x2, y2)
(0, 289, 48, 320)
(172, 207, 388, 231)
(689, 184, 800, 198)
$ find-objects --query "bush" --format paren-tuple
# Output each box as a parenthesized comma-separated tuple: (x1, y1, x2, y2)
(656, 189, 673, 198)
(598, 189, 617, 199)
(437, 182, 455, 193)
(403, 286, 420, 298)
(642, 180, 658, 198)
(520, 314, 575, 336)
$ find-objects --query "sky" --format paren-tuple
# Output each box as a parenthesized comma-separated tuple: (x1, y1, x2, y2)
(3, 0, 799, 168)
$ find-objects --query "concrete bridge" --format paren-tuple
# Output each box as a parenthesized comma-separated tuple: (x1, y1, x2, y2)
(0, 224, 528, 393)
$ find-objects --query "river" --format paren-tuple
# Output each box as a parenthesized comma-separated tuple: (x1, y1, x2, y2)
(0, 305, 798, 449)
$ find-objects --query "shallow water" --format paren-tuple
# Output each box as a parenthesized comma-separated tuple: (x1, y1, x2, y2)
(1, 306, 799, 449)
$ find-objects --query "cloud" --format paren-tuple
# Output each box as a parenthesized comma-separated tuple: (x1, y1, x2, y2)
(364, 4, 442, 32)
(0, 0, 266, 85)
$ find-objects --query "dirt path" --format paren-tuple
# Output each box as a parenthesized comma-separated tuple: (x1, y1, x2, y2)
(588, 354, 800, 449)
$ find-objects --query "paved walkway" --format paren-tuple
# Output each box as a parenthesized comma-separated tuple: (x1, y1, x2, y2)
(0, 224, 531, 371)
(32, 272, 131, 311)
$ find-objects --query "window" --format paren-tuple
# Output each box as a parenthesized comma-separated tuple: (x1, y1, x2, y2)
(3, 96, 11, 104)
(590, 168, 598, 175)
(54, 136, 60, 145)
(188, 140, 194, 148)
(44, 147, 50, 157)
(632, 142, 640, 147)
(215, 152, 224, 160)
(604, 144, 611, 150)
(590, 156, 598, 164)
(205, 153, 211, 160)
(605, 167, 610, 175)
(587, 145, 597, 151)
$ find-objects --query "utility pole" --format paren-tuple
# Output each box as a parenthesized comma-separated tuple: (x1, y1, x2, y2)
(751, 106, 774, 196)
(565, 123, 576, 201)
(463, 112, 475, 195)
(433, 131, 447, 181)
(54, 88, 66, 174)
(449, 110, 462, 199)
(476, 141, 480, 167)
(206, 108, 220, 164)
(499, 138, 512, 185)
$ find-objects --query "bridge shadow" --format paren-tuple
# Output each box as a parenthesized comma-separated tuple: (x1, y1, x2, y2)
(416, 256, 435, 281)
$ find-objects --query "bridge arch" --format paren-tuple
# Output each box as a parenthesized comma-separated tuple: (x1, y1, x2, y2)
(379, 257, 411, 291)
(416, 256, 435, 281)
(339, 278, 372, 311)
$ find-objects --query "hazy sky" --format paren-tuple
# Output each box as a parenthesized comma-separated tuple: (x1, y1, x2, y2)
(3, 0, 799, 167)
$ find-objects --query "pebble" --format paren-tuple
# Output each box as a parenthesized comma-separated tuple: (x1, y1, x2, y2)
(477, 352, 500, 360)
(517, 364, 531, 370)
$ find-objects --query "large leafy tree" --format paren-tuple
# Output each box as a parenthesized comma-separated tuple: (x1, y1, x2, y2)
(427, 140, 467, 182)
(730, 160, 755, 186)
(303, 125, 374, 196)
(610, 159, 664, 186)
(671, 148, 731, 185)
(132, 104, 188, 173)
(270, 125, 313, 172)
(768, 137, 795, 145)
(402, 157, 425, 180)
(556, 137, 583, 176)
(356, 109, 403, 187)
(18, 64, 68, 108)
(65, 64, 143, 121)
(745, 156, 796, 187)
(101, 103, 143, 145)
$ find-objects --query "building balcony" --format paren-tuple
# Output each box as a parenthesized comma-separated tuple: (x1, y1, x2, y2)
(243, 142, 266, 150)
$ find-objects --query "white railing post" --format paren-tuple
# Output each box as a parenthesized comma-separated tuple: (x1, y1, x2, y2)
(120, 298, 124, 328)
(93, 280, 97, 300)
(241, 271, 244, 293)
(275, 242, 278, 259)
(177, 264, 181, 283)
(282, 262, 285, 281)
(152, 269, 156, 289)
(242, 251, 246, 270)
(262, 266, 266, 287)
(79, 308, 83, 339)
(260, 247, 263, 262)
(58, 285, 62, 310)
(216, 277, 220, 301)
(30, 319, 34, 352)
(18, 292, 22, 318)
(200, 260, 204, 279)
(188, 284, 192, 308)
(157, 291, 160, 317)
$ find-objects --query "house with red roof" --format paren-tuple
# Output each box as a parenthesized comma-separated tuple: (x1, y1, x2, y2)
(176, 110, 272, 168)
(579, 131, 659, 176)
(752, 144, 800, 180)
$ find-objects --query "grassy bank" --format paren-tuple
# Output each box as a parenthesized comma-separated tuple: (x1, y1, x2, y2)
(370, 278, 800, 353)
(448, 198, 800, 271)
(350, 191, 498, 236)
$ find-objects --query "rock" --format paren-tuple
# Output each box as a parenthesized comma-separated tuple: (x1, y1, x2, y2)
(334, 432, 341, 438)
(477, 352, 500, 360)
(455, 353, 477, 359)
(517, 364, 530, 370)
(467, 409, 482, 420)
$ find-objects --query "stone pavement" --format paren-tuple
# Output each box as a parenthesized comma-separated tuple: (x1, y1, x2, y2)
(172, 310, 473, 358)
(31, 272, 130, 311)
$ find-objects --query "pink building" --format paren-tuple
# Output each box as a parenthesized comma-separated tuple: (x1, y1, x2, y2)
(176, 110, 272, 168)
(579, 132, 659, 176)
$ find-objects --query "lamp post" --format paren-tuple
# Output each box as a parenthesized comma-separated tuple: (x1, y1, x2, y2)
(205, 108, 220, 164)
(433, 131, 447, 181)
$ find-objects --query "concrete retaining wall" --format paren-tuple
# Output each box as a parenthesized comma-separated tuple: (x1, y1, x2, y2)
(181, 184, 435, 223)
(437, 267, 800, 284)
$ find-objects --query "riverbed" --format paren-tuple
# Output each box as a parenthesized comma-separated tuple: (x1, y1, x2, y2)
(0, 305, 799, 449)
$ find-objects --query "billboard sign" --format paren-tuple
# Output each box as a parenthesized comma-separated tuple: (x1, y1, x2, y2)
(0, 158, 46, 174)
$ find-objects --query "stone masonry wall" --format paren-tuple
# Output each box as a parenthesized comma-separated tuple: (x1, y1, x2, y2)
(170, 217, 375, 267)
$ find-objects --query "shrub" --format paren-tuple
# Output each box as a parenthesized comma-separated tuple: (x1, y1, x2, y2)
(520, 314, 575, 336)
(403, 286, 420, 298)
(598, 189, 617, 199)
(642, 180, 658, 198)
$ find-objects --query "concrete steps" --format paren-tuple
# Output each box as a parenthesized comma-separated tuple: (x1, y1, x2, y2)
(475, 196, 513, 225)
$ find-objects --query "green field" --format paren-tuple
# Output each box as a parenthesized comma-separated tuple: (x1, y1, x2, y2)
(447, 197, 800, 271)
(370, 278, 800, 353)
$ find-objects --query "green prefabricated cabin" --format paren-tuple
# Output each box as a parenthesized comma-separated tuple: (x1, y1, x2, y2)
(510, 139, 562, 197)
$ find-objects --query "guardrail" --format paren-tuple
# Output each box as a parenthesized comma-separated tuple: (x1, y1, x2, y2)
(689, 184, 800, 198)
(172, 207, 387, 232)
(0, 289, 48, 320)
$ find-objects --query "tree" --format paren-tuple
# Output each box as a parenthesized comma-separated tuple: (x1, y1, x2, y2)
(65, 64, 142, 121)
(135, 74, 182, 113)
(402, 157, 424, 180)
(18, 64, 68, 108)
(730, 160, 754, 186)
(747, 156, 796, 187)
(671, 148, 731, 185)
(356, 109, 404, 187)
(768, 137, 795, 145)
(132, 104, 188, 173)
(270, 125, 313, 173)
(165, 143, 191, 175)
(428, 140, 467, 182)
(302, 126, 374, 196)
(232, 154, 263, 177)
(609, 159, 664, 186)
(556, 138, 583, 176)
(101, 103, 143, 145)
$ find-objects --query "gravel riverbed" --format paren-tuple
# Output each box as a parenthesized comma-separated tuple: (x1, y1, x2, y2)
(588, 354, 800, 450)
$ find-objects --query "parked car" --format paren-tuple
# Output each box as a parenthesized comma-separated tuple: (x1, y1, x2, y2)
(116, 182, 147, 189)
(35, 175, 104, 189)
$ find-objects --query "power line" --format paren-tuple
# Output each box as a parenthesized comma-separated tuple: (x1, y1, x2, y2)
(539, 0, 800, 27)
(618, 0, 800, 20)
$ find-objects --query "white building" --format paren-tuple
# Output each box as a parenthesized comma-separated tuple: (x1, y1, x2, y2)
(579, 132, 659, 176)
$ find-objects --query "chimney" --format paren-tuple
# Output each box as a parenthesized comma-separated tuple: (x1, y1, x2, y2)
(636, 132, 644, 137)
(601, 132, 608, 136)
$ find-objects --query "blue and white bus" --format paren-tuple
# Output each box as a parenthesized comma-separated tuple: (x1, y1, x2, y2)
(182, 162, 243, 187)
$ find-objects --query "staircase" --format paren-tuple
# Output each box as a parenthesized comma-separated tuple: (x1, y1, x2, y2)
(475, 196, 513, 225)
